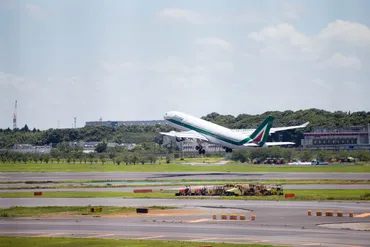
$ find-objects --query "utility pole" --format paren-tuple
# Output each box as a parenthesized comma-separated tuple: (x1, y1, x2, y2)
(13, 100, 17, 130)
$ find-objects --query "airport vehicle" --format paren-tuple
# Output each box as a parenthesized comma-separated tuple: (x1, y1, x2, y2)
(311, 159, 328, 165)
(288, 160, 312, 166)
(160, 111, 309, 154)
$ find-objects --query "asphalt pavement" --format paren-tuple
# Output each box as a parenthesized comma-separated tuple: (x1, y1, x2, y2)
(1, 199, 370, 247)
(1, 184, 370, 192)
(2, 172, 370, 181)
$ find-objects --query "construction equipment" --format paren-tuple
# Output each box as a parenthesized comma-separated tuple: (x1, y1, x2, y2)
(175, 186, 193, 196)
(175, 183, 284, 197)
(225, 184, 251, 196)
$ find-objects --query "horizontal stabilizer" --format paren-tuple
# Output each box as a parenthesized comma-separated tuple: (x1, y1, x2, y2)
(243, 141, 295, 147)
(264, 142, 295, 146)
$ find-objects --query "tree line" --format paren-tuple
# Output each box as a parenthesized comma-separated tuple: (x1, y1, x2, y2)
(0, 108, 369, 149)
(230, 147, 370, 163)
(0, 142, 177, 165)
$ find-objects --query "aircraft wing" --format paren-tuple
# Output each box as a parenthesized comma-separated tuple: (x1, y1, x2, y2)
(232, 122, 309, 135)
(244, 142, 295, 147)
(159, 130, 209, 142)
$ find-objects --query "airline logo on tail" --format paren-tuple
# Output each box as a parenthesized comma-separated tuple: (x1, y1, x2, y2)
(247, 116, 274, 146)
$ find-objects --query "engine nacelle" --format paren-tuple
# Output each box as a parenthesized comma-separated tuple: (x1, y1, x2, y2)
(175, 137, 185, 142)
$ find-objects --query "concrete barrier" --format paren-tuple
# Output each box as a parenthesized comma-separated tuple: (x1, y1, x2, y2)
(325, 211, 333, 216)
(337, 211, 343, 217)
(133, 189, 152, 193)
(229, 214, 237, 220)
(285, 193, 295, 198)
(316, 210, 322, 216)
(136, 208, 149, 214)
(90, 207, 102, 212)
(308, 210, 312, 216)
(34, 192, 42, 196)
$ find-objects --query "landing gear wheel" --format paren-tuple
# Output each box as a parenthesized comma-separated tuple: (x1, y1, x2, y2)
(225, 148, 233, 153)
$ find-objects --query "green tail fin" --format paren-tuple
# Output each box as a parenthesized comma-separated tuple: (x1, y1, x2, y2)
(249, 115, 274, 145)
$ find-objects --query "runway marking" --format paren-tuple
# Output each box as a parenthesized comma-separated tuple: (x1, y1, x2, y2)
(190, 238, 219, 242)
(35, 233, 66, 237)
(354, 213, 370, 218)
(135, 235, 166, 240)
(301, 244, 323, 246)
(188, 218, 210, 223)
(84, 234, 115, 238)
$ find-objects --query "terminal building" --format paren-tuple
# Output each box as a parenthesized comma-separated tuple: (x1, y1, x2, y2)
(301, 124, 370, 150)
(85, 120, 166, 127)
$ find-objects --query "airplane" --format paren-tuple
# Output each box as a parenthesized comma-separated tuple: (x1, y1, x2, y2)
(160, 111, 309, 154)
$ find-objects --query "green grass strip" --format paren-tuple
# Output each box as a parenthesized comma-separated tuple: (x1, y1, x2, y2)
(0, 206, 175, 217)
(0, 236, 286, 247)
(0, 162, 370, 172)
(0, 189, 369, 201)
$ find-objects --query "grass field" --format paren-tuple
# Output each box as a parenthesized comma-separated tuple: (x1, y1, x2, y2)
(0, 206, 174, 217)
(1, 162, 369, 172)
(0, 189, 369, 201)
(0, 237, 285, 247)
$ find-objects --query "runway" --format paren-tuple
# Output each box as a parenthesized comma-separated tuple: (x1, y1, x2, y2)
(2, 172, 370, 182)
(1, 184, 370, 192)
(1, 199, 370, 247)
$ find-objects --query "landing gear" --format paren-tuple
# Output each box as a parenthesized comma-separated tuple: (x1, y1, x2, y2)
(225, 147, 233, 153)
(196, 145, 205, 155)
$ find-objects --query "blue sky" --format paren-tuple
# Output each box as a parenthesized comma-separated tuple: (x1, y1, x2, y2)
(0, 0, 369, 129)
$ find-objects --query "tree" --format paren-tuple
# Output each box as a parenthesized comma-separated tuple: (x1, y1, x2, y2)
(99, 153, 107, 164)
(44, 154, 51, 164)
(95, 142, 107, 153)
(148, 154, 157, 164)
(299, 150, 312, 161)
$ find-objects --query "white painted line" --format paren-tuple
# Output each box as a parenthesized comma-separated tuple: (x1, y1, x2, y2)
(135, 235, 166, 240)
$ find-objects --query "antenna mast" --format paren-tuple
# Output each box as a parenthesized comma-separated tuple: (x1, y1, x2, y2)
(13, 100, 17, 129)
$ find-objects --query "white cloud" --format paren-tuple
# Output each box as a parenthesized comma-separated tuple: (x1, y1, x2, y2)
(248, 20, 370, 68)
(156, 8, 206, 24)
(249, 23, 311, 47)
(317, 52, 362, 70)
(317, 20, 370, 44)
(196, 37, 234, 52)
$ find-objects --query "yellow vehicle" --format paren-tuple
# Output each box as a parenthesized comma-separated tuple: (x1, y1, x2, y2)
(225, 184, 250, 196)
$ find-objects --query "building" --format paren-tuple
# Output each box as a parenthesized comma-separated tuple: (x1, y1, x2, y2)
(301, 124, 370, 150)
(12, 144, 52, 154)
(85, 120, 166, 127)
(68, 141, 136, 153)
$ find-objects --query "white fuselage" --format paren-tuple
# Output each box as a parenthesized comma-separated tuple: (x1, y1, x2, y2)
(164, 111, 251, 149)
